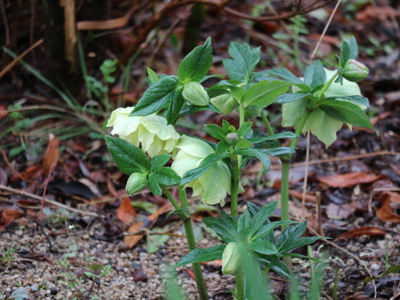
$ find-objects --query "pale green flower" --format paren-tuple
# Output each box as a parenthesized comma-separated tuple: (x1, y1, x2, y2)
(282, 68, 364, 147)
(107, 107, 180, 157)
(171, 135, 231, 205)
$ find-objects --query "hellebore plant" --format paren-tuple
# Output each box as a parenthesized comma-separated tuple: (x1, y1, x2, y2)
(105, 37, 374, 299)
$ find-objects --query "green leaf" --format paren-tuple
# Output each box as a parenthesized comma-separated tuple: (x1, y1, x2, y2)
(237, 210, 251, 237)
(247, 132, 298, 144)
(222, 42, 260, 82)
(105, 136, 150, 175)
(154, 167, 181, 186)
(204, 124, 226, 140)
(348, 36, 358, 60)
(147, 67, 159, 85)
(323, 95, 369, 108)
(166, 86, 185, 124)
(248, 240, 277, 255)
(320, 100, 374, 129)
(175, 244, 226, 267)
(215, 140, 231, 155)
(339, 40, 351, 68)
(235, 148, 271, 173)
(178, 37, 213, 83)
(237, 121, 253, 136)
(266, 68, 304, 84)
(249, 201, 278, 238)
(280, 236, 326, 254)
(130, 76, 179, 116)
(181, 153, 227, 185)
(275, 92, 312, 104)
(151, 154, 171, 172)
(304, 60, 326, 91)
(252, 220, 296, 241)
(257, 255, 292, 279)
(241, 80, 291, 109)
(148, 173, 162, 195)
(264, 147, 296, 157)
(204, 212, 239, 243)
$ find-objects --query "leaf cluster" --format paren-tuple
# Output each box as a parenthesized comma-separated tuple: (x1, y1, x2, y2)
(176, 201, 326, 279)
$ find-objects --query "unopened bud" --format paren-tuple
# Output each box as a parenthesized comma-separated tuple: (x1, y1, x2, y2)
(222, 242, 242, 274)
(224, 132, 239, 145)
(342, 59, 369, 82)
(182, 82, 210, 106)
(126, 172, 147, 195)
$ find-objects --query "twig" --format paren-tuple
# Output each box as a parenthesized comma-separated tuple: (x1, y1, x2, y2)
(311, 0, 342, 59)
(119, 0, 337, 64)
(0, 184, 98, 217)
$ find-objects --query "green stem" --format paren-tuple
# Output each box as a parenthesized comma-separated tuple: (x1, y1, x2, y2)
(316, 70, 339, 99)
(230, 154, 241, 217)
(160, 185, 180, 210)
(261, 109, 275, 136)
(235, 270, 245, 300)
(279, 113, 308, 273)
(178, 186, 209, 300)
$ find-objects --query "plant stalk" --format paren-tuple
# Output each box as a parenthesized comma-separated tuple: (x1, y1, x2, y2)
(178, 186, 209, 300)
(230, 154, 241, 217)
(316, 70, 338, 99)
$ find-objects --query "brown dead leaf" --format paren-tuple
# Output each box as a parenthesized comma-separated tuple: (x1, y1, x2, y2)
(376, 193, 400, 223)
(318, 172, 383, 188)
(336, 226, 387, 240)
(0, 209, 24, 230)
(356, 5, 398, 22)
(11, 165, 42, 182)
(42, 134, 59, 177)
(289, 189, 318, 203)
(124, 203, 172, 248)
(117, 197, 136, 225)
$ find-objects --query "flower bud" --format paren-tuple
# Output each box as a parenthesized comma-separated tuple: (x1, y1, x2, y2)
(210, 94, 238, 115)
(126, 172, 147, 195)
(182, 82, 210, 106)
(222, 242, 242, 274)
(342, 59, 369, 82)
(224, 132, 239, 145)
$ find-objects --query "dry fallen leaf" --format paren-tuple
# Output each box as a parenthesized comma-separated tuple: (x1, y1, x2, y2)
(117, 197, 136, 225)
(376, 193, 400, 223)
(318, 172, 383, 188)
(124, 202, 172, 248)
(42, 134, 59, 177)
(336, 226, 387, 240)
(0, 209, 24, 230)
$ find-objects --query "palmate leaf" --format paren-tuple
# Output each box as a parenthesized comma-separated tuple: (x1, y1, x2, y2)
(304, 60, 326, 91)
(248, 201, 278, 238)
(257, 254, 292, 279)
(150, 154, 171, 172)
(105, 136, 150, 175)
(275, 91, 312, 104)
(241, 80, 292, 109)
(323, 95, 369, 108)
(248, 239, 277, 256)
(204, 212, 239, 243)
(235, 148, 271, 173)
(247, 131, 298, 144)
(154, 167, 181, 186)
(166, 86, 185, 124)
(265, 68, 304, 85)
(320, 100, 375, 129)
(223, 43, 260, 82)
(178, 37, 213, 83)
(130, 76, 179, 117)
(175, 244, 226, 267)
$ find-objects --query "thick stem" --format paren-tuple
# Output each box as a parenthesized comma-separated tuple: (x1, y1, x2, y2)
(235, 270, 246, 300)
(230, 154, 241, 217)
(178, 186, 209, 300)
(279, 114, 308, 273)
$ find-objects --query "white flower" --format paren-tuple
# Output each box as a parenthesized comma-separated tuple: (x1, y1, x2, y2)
(222, 242, 242, 274)
(107, 107, 180, 157)
(171, 136, 231, 205)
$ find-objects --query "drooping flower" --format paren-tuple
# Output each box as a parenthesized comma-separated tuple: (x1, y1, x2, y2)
(282, 68, 365, 147)
(107, 107, 180, 157)
(171, 135, 231, 205)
